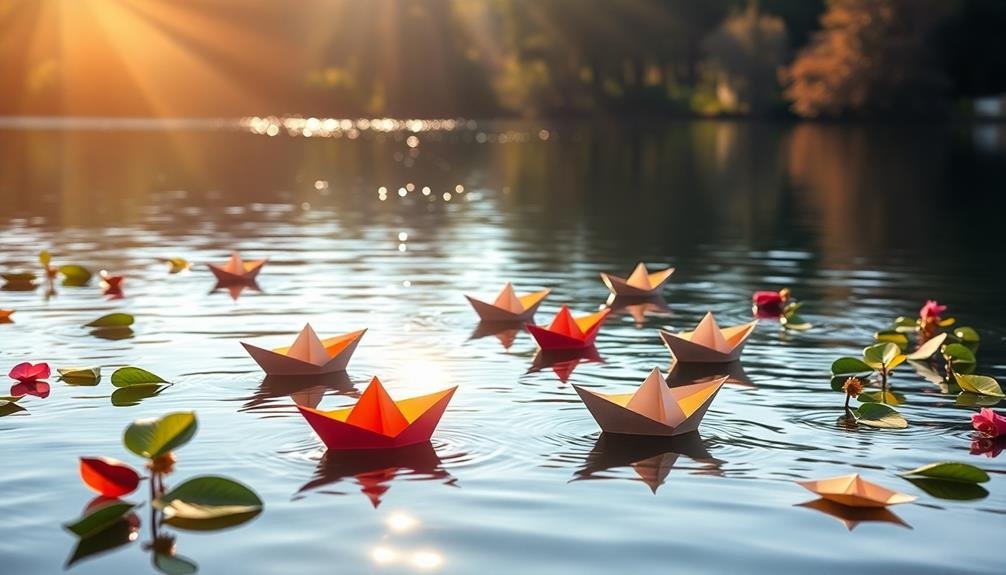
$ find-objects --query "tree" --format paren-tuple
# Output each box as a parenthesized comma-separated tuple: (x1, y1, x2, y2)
(781, 0, 953, 118)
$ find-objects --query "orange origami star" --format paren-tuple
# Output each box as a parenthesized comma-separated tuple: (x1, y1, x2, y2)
(297, 377, 457, 450)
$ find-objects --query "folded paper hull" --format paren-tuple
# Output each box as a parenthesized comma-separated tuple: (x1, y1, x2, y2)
(208, 260, 267, 285)
(658, 322, 756, 363)
(600, 271, 673, 297)
(241, 330, 365, 375)
(573, 384, 721, 437)
(297, 387, 456, 450)
(465, 296, 542, 322)
(526, 324, 597, 350)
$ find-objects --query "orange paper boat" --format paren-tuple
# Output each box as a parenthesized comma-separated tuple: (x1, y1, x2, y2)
(659, 312, 757, 363)
(573, 368, 727, 436)
(601, 263, 675, 297)
(297, 377, 457, 450)
(241, 324, 366, 375)
(0, 309, 13, 323)
(465, 283, 550, 322)
(208, 251, 267, 284)
(796, 473, 917, 508)
(526, 306, 610, 350)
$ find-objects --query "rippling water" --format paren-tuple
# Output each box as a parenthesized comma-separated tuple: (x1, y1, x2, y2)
(1, 119, 1004, 574)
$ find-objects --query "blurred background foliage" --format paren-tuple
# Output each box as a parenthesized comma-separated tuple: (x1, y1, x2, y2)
(1, 0, 1004, 119)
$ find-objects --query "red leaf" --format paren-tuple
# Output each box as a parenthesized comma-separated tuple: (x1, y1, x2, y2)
(79, 457, 141, 498)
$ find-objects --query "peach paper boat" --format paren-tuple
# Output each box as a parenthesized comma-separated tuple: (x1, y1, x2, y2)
(659, 312, 757, 363)
(796, 473, 917, 508)
(208, 251, 268, 284)
(601, 262, 675, 297)
(241, 324, 365, 375)
(465, 283, 551, 322)
(297, 377, 457, 450)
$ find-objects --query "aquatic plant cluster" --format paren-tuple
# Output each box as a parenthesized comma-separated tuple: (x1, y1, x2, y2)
(2, 252, 1002, 568)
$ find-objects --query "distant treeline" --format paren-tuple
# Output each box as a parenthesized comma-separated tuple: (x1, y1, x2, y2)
(2, 0, 1003, 118)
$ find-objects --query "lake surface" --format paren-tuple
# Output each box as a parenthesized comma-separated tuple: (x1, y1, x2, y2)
(0, 118, 1004, 574)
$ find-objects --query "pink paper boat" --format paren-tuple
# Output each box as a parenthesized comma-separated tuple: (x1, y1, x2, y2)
(659, 312, 757, 363)
(465, 283, 551, 322)
(208, 251, 267, 284)
(526, 306, 611, 350)
(573, 368, 727, 436)
(241, 324, 366, 375)
(600, 263, 675, 297)
(297, 377, 457, 450)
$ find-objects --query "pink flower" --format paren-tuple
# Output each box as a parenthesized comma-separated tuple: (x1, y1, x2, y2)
(970, 437, 1004, 458)
(753, 289, 788, 317)
(8, 362, 50, 384)
(919, 300, 946, 323)
(972, 408, 1006, 438)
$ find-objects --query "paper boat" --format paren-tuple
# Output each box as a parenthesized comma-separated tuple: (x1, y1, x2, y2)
(208, 251, 267, 284)
(796, 474, 917, 508)
(600, 263, 674, 297)
(241, 324, 366, 375)
(0, 309, 13, 323)
(465, 283, 551, 322)
(526, 306, 610, 350)
(573, 368, 727, 436)
(297, 377, 457, 450)
(659, 312, 757, 363)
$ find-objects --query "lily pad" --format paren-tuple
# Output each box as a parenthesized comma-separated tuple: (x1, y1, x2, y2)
(153, 476, 262, 531)
(59, 367, 101, 385)
(864, 342, 903, 370)
(955, 374, 1005, 398)
(84, 313, 134, 328)
(852, 402, 908, 429)
(903, 478, 989, 501)
(154, 552, 199, 575)
(111, 384, 167, 407)
(831, 357, 873, 376)
(63, 499, 135, 538)
(874, 330, 909, 349)
(900, 461, 989, 483)
(955, 392, 1002, 407)
(857, 390, 906, 406)
(124, 412, 197, 459)
(59, 265, 93, 286)
(953, 326, 980, 352)
(110, 367, 168, 388)
(905, 332, 947, 361)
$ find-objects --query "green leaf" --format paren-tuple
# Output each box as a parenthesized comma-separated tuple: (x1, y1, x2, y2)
(39, 250, 51, 267)
(84, 313, 134, 328)
(954, 392, 1002, 407)
(874, 330, 909, 349)
(831, 357, 873, 376)
(65, 517, 138, 568)
(123, 412, 197, 459)
(904, 478, 989, 501)
(63, 500, 135, 538)
(153, 476, 263, 531)
(58, 367, 101, 383)
(90, 327, 135, 341)
(863, 342, 901, 369)
(893, 316, 917, 329)
(905, 332, 947, 361)
(900, 461, 989, 483)
(937, 317, 957, 327)
(0, 399, 27, 417)
(110, 367, 168, 388)
(942, 342, 976, 365)
(853, 402, 908, 429)
(781, 314, 812, 330)
(59, 264, 93, 286)
(955, 374, 1005, 398)
(857, 390, 906, 406)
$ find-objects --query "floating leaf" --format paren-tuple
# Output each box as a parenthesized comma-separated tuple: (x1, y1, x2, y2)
(58, 367, 101, 384)
(59, 264, 93, 286)
(900, 461, 989, 483)
(124, 412, 197, 459)
(857, 390, 906, 406)
(953, 326, 980, 352)
(781, 315, 812, 330)
(905, 332, 947, 361)
(853, 402, 908, 429)
(154, 552, 199, 575)
(79, 457, 141, 498)
(90, 327, 135, 341)
(954, 392, 1002, 407)
(84, 313, 134, 328)
(831, 357, 873, 376)
(874, 330, 909, 349)
(39, 250, 51, 267)
(164, 257, 191, 274)
(863, 342, 902, 370)
(955, 374, 1005, 398)
(110, 367, 168, 388)
(111, 384, 166, 407)
(904, 478, 988, 500)
(0, 398, 26, 417)
(893, 316, 917, 332)
(63, 499, 135, 538)
(153, 476, 262, 531)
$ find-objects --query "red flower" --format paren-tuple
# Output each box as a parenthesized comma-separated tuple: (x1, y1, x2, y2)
(919, 300, 946, 323)
(970, 437, 1004, 458)
(8, 361, 50, 384)
(972, 408, 1006, 438)
(752, 289, 788, 318)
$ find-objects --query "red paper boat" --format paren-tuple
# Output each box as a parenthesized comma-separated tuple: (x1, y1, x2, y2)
(526, 306, 610, 350)
(208, 251, 267, 284)
(297, 377, 457, 450)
